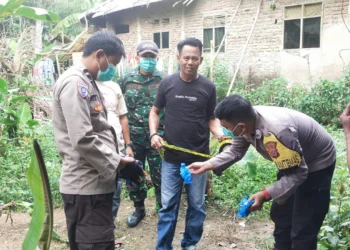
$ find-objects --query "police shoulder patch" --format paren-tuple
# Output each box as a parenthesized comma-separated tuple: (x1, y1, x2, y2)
(77, 82, 89, 98)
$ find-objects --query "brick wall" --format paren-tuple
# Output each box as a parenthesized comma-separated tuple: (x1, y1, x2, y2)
(100, 0, 350, 84)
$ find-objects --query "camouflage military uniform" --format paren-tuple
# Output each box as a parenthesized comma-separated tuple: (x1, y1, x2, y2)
(119, 67, 165, 208)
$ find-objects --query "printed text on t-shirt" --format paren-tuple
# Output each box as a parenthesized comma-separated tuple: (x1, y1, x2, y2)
(175, 95, 197, 102)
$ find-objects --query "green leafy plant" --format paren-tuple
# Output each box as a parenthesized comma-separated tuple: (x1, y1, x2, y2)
(23, 139, 53, 250)
(50, 13, 82, 37)
(318, 179, 350, 249)
(0, 123, 62, 205)
(0, 77, 39, 139)
(0, 0, 60, 21)
(200, 59, 232, 102)
(299, 77, 350, 126)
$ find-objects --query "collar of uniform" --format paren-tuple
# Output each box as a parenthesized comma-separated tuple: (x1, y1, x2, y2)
(254, 108, 269, 139)
(71, 61, 94, 84)
(135, 66, 162, 78)
(73, 61, 88, 71)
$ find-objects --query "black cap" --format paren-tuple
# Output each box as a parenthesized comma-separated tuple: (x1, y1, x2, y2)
(136, 40, 159, 56)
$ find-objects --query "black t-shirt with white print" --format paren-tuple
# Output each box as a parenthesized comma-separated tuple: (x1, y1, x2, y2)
(154, 72, 216, 165)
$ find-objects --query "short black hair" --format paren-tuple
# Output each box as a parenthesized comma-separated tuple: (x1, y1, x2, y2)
(83, 30, 126, 58)
(177, 37, 203, 56)
(214, 95, 256, 122)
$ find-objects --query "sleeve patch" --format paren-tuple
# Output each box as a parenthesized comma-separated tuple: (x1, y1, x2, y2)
(77, 82, 89, 98)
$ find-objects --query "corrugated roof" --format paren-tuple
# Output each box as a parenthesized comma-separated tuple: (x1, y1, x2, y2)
(85, 0, 165, 19)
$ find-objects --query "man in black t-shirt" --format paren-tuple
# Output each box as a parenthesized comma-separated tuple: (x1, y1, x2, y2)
(149, 38, 223, 250)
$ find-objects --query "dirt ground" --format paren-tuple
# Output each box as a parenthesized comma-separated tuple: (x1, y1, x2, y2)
(0, 198, 274, 250)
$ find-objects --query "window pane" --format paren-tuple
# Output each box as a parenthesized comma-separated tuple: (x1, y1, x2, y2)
(285, 5, 302, 19)
(115, 24, 129, 35)
(162, 32, 169, 49)
(304, 3, 322, 17)
(284, 19, 301, 49)
(203, 16, 214, 28)
(203, 28, 213, 52)
(303, 17, 321, 48)
(162, 18, 170, 24)
(215, 27, 225, 52)
(153, 33, 160, 48)
(215, 15, 225, 27)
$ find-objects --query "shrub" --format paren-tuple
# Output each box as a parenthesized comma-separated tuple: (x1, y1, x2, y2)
(202, 61, 350, 127)
(299, 76, 350, 126)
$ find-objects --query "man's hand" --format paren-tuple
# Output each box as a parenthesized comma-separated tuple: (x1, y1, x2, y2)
(119, 159, 145, 183)
(151, 134, 164, 149)
(118, 156, 134, 170)
(248, 191, 265, 212)
(125, 146, 134, 158)
(340, 104, 350, 132)
(218, 134, 226, 142)
(187, 161, 214, 175)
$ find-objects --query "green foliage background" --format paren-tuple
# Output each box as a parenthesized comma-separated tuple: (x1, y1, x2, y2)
(0, 19, 349, 247)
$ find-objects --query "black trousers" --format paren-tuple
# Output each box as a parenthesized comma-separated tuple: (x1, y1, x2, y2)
(61, 192, 115, 250)
(270, 162, 335, 250)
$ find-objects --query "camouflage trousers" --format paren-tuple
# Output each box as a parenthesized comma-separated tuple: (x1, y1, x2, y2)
(128, 133, 162, 208)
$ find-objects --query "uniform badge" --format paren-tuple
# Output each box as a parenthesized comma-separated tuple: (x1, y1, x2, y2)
(264, 141, 280, 159)
(77, 82, 88, 98)
(263, 132, 302, 171)
(94, 103, 103, 112)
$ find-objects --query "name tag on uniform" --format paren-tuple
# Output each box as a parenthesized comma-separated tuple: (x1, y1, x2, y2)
(148, 83, 160, 90)
(127, 83, 143, 90)
(263, 132, 302, 171)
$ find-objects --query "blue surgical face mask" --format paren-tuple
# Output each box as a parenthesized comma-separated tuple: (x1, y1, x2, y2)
(222, 123, 245, 138)
(140, 58, 157, 72)
(97, 53, 116, 82)
(222, 127, 235, 138)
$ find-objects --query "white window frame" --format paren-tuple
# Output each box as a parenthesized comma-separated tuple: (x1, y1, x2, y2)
(283, 2, 323, 50)
(202, 14, 227, 53)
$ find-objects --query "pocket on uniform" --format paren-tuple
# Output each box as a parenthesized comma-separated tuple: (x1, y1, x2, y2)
(75, 225, 114, 243)
(89, 101, 103, 114)
(89, 193, 114, 226)
(89, 101, 105, 132)
(61, 193, 75, 204)
(125, 89, 137, 109)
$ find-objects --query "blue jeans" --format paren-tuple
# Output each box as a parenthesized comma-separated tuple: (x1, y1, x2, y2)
(156, 161, 206, 250)
(112, 178, 123, 223)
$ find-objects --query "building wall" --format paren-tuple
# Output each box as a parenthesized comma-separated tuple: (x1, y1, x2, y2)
(105, 1, 183, 72)
(102, 0, 350, 85)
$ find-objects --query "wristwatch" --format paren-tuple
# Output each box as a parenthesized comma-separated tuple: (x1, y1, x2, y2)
(125, 142, 133, 148)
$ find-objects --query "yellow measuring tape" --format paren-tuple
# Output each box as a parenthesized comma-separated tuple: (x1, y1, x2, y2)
(157, 139, 232, 160)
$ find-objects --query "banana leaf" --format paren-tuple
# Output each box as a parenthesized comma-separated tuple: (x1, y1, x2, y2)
(17, 102, 31, 125)
(0, 0, 25, 19)
(0, 0, 60, 21)
(22, 140, 53, 250)
(51, 13, 81, 37)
